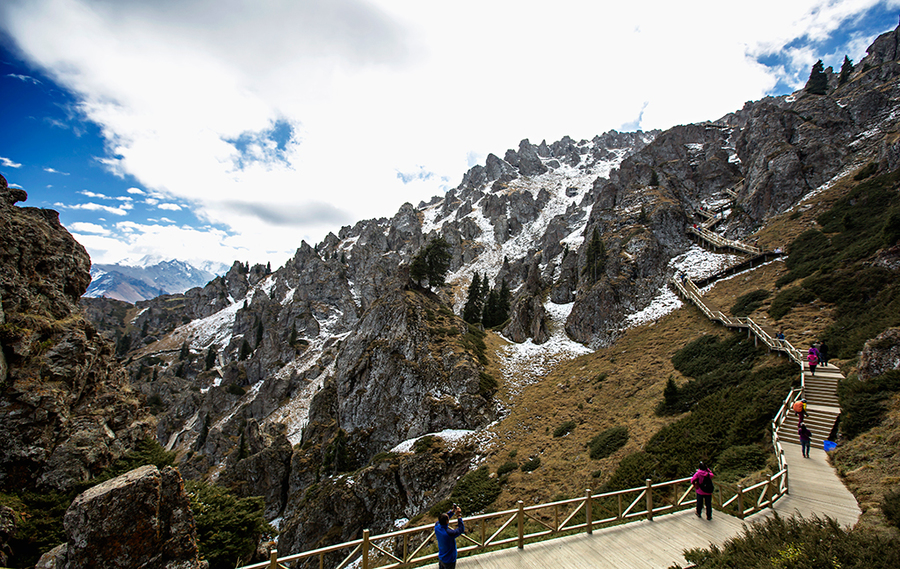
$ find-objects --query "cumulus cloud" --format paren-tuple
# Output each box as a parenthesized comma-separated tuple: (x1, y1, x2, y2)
(2, 0, 898, 265)
(157, 203, 182, 211)
(59, 202, 132, 216)
(68, 222, 109, 235)
(1, 156, 22, 168)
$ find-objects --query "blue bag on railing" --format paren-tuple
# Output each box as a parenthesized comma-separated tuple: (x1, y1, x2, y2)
(823, 440, 837, 452)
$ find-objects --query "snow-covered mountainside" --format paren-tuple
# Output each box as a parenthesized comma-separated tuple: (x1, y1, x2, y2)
(85, 258, 226, 302)
(78, 22, 900, 558)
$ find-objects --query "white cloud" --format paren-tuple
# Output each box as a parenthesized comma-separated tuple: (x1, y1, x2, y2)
(2, 0, 898, 265)
(44, 167, 70, 175)
(158, 203, 182, 211)
(68, 221, 109, 235)
(1, 156, 22, 168)
(79, 190, 110, 199)
(62, 202, 132, 216)
(7, 72, 41, 84)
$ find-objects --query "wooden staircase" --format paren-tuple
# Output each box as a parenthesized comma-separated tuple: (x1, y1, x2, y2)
(775, 363, 842, 447)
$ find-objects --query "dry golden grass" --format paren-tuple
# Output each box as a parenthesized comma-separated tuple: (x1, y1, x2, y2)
(479, 305, 723, 508)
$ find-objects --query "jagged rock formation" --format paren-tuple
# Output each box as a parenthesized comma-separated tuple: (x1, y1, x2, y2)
(0, 176, 152, 494)
(71, 23, 900, 559)
(37, 465, 201, 569)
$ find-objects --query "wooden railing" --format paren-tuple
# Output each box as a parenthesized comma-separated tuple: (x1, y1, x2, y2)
(244, 464, 788, 569)
(671, 277, 803, 366)
(689, 225, 761, 255)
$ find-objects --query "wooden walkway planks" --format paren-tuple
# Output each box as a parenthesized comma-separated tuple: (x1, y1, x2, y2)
(462, 442, 860, 569)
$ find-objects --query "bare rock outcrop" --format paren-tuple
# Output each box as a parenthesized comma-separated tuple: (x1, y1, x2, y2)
(858, 328, 900, 381)
(38, 465, 202, 569)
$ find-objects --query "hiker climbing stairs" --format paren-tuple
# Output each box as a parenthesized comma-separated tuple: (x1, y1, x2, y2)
(775, 363, 843, 448)
(673, 219, 846, 453)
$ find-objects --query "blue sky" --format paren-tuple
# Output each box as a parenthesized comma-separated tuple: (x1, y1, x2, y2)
(1, 0, 898, 269)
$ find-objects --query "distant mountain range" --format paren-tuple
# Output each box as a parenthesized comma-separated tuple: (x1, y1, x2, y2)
(85, 258, 229, 302)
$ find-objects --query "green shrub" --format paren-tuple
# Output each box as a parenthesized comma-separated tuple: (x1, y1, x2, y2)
(428, 498, 453, 518)
(553, 420, 577, 437)
(714, 445, 768, 481)
(497, 461, 518, 477)
(478, 371, 498, 398)
(414, 435, 439, 454)
(186, 480, 273, 569)
(768, 285, 815, 320)
(587, 426, 629, 459)
(883, 488, 900, 530)
(854, 162, 878, 180)
(520, 456, 541, 472)
(605, 452, 661, 491)
(679, 514, 900, 569)
(450, 467, 501, 514)
(730, 289, 770, 317)
(838, 371, 900, 439)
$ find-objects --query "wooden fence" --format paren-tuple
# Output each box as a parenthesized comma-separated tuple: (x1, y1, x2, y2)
(240, 412, 791, 569)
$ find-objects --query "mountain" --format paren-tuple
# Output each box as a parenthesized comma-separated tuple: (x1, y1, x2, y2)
(84, 22, 900, 557)
(3, 22, 900, 568)
(85, 259, 226, 302)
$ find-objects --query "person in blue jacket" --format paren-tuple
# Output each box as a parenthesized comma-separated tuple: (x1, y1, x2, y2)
(434, 505, 465, 569)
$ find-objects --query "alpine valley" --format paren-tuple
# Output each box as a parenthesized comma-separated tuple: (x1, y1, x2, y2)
(3, 22, 900, 569)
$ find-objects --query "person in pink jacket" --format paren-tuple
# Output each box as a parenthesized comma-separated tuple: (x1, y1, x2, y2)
(691, 462, 715, 520)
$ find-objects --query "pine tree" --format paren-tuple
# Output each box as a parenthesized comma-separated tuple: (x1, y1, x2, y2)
(409, 237, 452, 288)
(239, 338, 252, 361)
(462, 272, 484, 323)
(805, 59, 828, 95)
(482, 288, 501, 328)
(498, 279, 511, 324)
(205, 345, 217, 370)
(839, 55, 854, 86)
(582, 228, 607, 283)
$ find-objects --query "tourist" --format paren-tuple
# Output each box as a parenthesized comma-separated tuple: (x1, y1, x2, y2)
(818, 341, 829, 367)
(799, 422, 812, 458)
(691, 462, 715, 520)
(808, 346, 819, 375)
(435, 505, 465, 569)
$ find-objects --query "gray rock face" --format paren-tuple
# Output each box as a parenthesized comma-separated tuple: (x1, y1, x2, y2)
(44, 465, 201, 569)
(307, 288, 493, 459)
(858, 328, 900, 382)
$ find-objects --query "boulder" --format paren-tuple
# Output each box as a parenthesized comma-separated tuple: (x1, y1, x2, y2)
(43, 465, 202, 569)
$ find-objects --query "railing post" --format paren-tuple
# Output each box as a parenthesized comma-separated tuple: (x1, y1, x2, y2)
(362, 529, 370, 569)
(517, 500, 524, 549)
(617, 494, 623, 520)
(767, 475, 774, 509)
(646, 479, 653, 521)
(737, 484, 745, 519)
(269, 548, 278, 569)
(585, 488, 593, 534)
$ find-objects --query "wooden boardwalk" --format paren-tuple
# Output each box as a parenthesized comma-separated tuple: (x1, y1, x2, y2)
(460, 228, 860, 568)
(461, 439, 860, 568)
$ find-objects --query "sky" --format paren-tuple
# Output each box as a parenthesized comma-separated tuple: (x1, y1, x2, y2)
(1, 0, 898, 270)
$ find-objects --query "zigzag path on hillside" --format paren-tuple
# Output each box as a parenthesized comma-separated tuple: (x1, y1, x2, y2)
(461, 222, 861, 569)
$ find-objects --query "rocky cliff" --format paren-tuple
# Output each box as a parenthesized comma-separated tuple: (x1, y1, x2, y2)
(0, 176, 152, 493)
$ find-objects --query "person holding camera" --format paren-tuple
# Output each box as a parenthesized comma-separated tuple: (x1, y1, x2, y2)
(434, 505, 465, 569)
